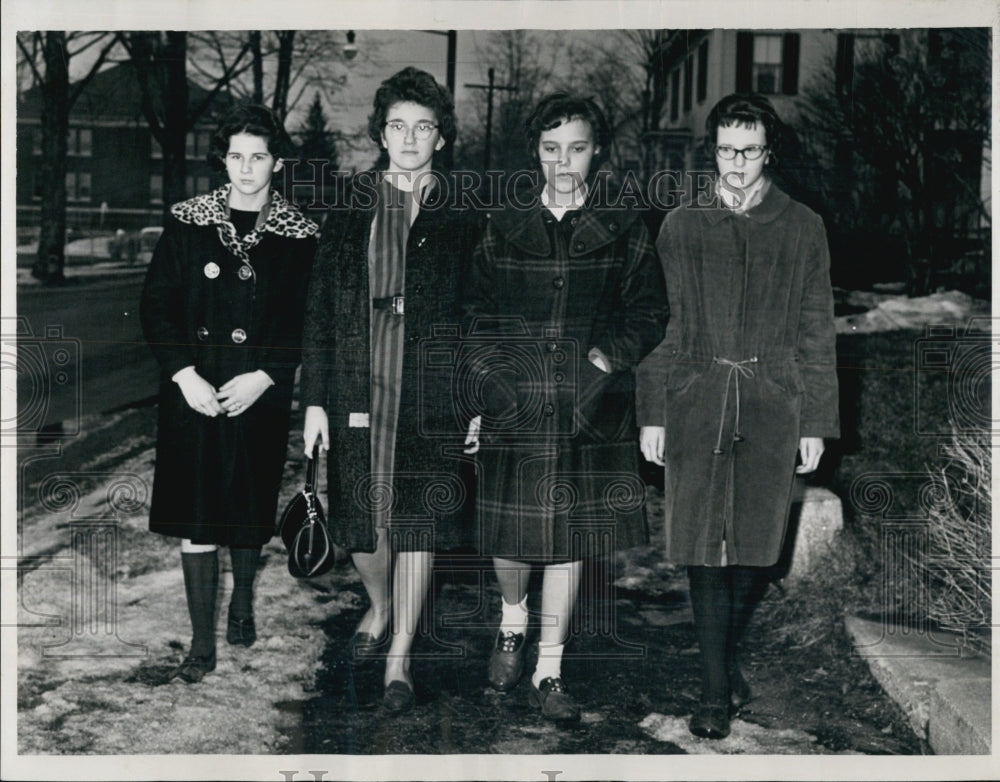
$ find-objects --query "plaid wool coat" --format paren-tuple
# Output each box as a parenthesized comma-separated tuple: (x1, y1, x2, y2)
(463, 191, 668, 562)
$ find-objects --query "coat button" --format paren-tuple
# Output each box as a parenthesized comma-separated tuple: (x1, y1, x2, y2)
(196, 326, 209, 341)
(573, 241, 585, 253)
(231, 328, 247, 344)
(238, 265, 253, 280)
(608, 222, 619, 232)
(552, 276, 565, 289)
(203, 262, 220, 279)
(543, 403, 555, 416)
(413, 284, 424, 294)
(547, 341, 558, 353)
(554, 372, 565, 383)
(570, 216, 578, 227)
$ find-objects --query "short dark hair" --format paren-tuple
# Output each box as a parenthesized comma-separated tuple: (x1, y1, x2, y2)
(524, 93, 611, 168)
(207, 103, 294, 172)
(704, 93, 785, 158)
(367, 67, 457, 151)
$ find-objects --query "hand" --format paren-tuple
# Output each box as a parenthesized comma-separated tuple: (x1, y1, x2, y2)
(464, 415, 482, 455)
(173, 366, 224, 417)
(216, 370, 273, 417)
(640, 426, 665, 466)
(796, 437, 825, 474)
(304, 406, 329, 455)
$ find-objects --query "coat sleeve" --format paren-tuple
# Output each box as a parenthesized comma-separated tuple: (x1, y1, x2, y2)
(591, 217, 669, 374)
(140, 219, 196, 379)
(797, 215, 840, 438)
(299, 213, 342, 409)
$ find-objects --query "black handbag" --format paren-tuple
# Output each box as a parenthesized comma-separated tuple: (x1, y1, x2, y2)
(277, 445, 335, 578)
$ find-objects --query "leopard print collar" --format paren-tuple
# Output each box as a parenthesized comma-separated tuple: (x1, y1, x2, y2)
(171, 185, 318, 263)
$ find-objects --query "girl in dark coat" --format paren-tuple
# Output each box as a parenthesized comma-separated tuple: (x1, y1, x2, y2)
(463, 94, 668, 722)
(637, 93, 839, 738)
(141, 104, 318, 682)
(301, 68, 478, 714)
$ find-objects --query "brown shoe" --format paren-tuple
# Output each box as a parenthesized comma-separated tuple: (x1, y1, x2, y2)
(488, 631, 525, 692)
(528, 677, 581, 722)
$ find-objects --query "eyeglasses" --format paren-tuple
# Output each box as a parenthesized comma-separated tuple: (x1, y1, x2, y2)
(384, 120, 439, 140)
(715, 144, 768, 161)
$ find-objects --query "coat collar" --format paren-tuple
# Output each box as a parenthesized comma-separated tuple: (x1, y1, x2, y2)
(703, 178, 792, 226)
(489, 185, 639, 257)
(171, 185, 319, 238)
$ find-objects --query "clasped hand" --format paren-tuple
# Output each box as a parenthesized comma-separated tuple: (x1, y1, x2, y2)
(174, 367, 273, 417)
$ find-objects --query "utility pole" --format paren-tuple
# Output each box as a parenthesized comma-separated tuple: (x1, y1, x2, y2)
(465, 67, 517, 170)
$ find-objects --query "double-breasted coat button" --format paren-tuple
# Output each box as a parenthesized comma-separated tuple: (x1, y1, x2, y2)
(231, 328, 247, 344)
(543, 403, 555, 416)
(608, 222, 619, 232)
(552, 276, 565, 289)
(546, 341, 559, 353)
(196, 326, 209, 341)
(203, 262, 220, 279)
(573, 241, 585, 253)
(238, 265, 253, 280)
(554, 372, 565, 383)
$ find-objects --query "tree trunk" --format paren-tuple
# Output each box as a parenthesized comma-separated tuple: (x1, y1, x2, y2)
(250, 31, 264, 104)
(161, 31, 188, 221)
(35, 32, 69, 285)
(271, 31, 295, 123)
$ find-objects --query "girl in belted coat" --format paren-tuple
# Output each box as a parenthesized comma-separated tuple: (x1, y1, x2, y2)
(301, 68, 480, 714)
(141, 104, 318, 683)
(636, 93, 839, 739)
(463, 94, 668, 722)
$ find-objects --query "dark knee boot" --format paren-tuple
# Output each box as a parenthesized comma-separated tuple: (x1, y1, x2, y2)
(687, 565, 732, 738)
(174, 550, 219, 683)
(727, 565, 770, 709)
(227, 547, 260, 646)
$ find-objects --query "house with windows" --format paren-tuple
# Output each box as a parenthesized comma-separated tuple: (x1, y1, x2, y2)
(16, 63, 231, 232)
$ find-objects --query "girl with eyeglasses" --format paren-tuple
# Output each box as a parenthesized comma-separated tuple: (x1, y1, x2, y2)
(301, 67, 480, 714)
(463, 93, 667, 722)
(637, 93, 839, 739)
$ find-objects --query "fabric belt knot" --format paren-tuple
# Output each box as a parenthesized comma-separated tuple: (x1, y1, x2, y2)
(711, 356, 757, 455)
(372, 294, 404, 315)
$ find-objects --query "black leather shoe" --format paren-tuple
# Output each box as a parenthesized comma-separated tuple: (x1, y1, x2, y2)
(528, 677, 581, 723)
(383, 680, 415, 714)
(171, 651, 217, 683)
(226, 611, 256, 647)
(488, 631, 525, 692)
(729, 664, 752, 710)
(348, 631, 384, 662)
(689, 702, 730, 739)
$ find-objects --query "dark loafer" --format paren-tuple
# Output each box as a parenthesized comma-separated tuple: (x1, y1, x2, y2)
(488, 631, 525, 692)
(689, 702, 731, 739)
(171, 651, 217, 684)
(348, 631, 384, 662)
(383, 680, 415, 714)
(729, 664, 752, 710)
(528, 677, 581, 722)
(226, 611, 257, 647)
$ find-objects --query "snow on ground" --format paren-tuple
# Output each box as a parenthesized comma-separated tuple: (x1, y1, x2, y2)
(835, 290, 992, 334)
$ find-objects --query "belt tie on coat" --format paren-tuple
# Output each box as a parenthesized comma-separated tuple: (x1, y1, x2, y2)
(712, 356, 757, 455)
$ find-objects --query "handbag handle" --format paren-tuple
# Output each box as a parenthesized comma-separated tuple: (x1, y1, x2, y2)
(305, 443, 320, 492)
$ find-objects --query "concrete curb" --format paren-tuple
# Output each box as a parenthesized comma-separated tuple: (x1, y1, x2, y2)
(844, 615, 991, 754)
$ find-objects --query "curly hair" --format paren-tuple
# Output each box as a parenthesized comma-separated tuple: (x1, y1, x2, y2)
(524, 93, 611, 168)
(703, 93, 786, 159)
(367, 67, 457, 151)
(207, 103, 294, 172)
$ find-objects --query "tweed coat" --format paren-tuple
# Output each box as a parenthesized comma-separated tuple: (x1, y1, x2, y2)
(141, 187, 318, 547)
(636, 181, 839, 567)
(300, 171, 482, 554)
(464, 192, 668, 563)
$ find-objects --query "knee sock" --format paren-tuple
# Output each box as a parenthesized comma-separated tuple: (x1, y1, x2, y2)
(229, 547, 261, 620)
(499, 595, 529, 637)
(728, 565, 769, 669)
(532, 642, 565, 687)
(687, 565, 731, 705)
(181, 550, 219, 658)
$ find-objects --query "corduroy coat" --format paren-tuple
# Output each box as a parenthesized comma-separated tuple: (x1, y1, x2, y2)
(636, 182, 839, 567)
(300, 171, 482, 554)
(464, 193, 668, 563)
(141, 188, 318, 547)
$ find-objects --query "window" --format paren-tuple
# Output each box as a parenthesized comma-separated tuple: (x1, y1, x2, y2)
(697, 39, 709, 103)
(185, 130, 212, 158)
(65, 172, 92, 202)
(736, 32, 800, 95)
(683, 54, 693, 113)
(150, 174, 163, 204)
(670, 68, 680, 122)
(32, 128, 42, 155)
(67, 127, 92, 156)
(151, 134, 163, 159)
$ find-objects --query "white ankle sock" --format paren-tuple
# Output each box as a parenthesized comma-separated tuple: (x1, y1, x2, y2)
(531, 642, 565, 687)
(499, 595, 528, 636)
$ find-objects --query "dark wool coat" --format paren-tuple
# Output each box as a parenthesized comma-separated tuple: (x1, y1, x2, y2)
(636, 182, 839, 567)
(300, 171, 483, 554)
(141, 188, 318, 547)
(464, 194, 668, 563)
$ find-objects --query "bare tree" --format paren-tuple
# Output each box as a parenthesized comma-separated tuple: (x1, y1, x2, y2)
(17, 31, 119, 284)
